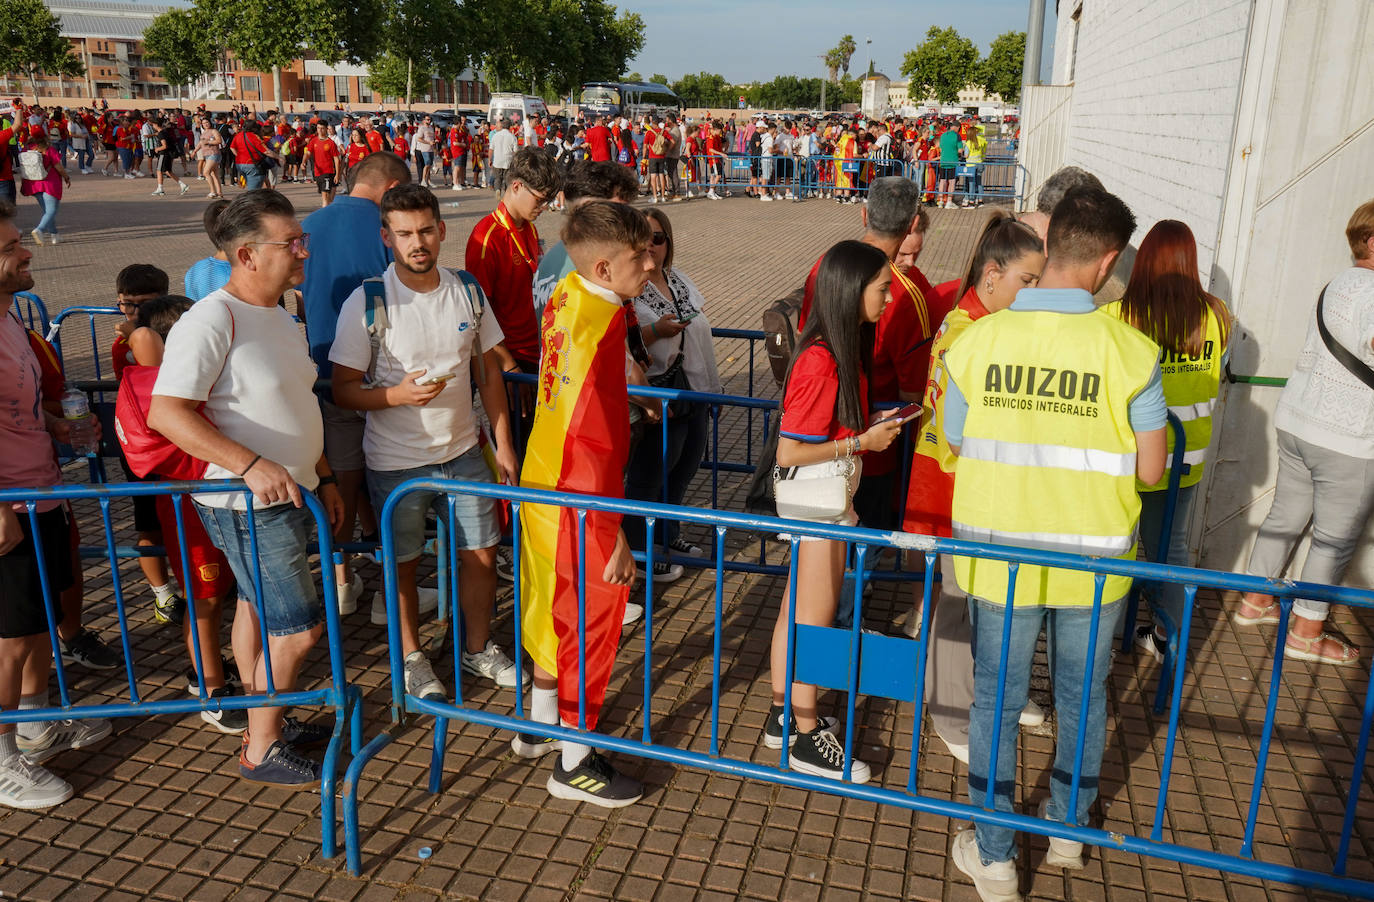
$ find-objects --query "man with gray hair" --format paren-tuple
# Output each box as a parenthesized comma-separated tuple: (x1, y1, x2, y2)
(797, 175, 950, 531)
(1020, 165, 1105, 243)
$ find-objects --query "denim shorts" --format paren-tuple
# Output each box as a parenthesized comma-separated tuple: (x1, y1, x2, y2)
(368, 444, 499, 562)
(197, 502, 323, 637)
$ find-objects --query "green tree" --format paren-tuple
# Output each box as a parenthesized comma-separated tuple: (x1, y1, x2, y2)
(649, 73, 668, 85)
(979, 30, 1025, 103)
(901, 25, 979, 105)
(823, 34, 856, 82)
(0, 0, 85, 98)
(365, 52, 411, 101)
(473, 0, 642, 100)
(143, 8, 217, 101)
(670, 71, 732, 108)
(429, 0, 483, 107)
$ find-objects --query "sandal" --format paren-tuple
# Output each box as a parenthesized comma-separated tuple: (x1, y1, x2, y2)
(1284, 631, 1360, 666)
(1234, 598, 1281, 626)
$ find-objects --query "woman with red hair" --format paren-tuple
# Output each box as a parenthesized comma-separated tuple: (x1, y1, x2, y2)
(1103, 220, 1231, 660)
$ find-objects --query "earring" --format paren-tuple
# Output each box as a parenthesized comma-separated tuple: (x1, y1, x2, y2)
(984, 280, 992, 293)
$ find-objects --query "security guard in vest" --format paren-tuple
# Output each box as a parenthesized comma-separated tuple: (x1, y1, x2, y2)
(939, 186, 1168, 902)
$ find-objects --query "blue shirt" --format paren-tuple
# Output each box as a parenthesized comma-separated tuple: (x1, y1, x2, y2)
(942, 288, 1167, 446)
(183, 256, 232, 302)
(299, 195, 392, 378)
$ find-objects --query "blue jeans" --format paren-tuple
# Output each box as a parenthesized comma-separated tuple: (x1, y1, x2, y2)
(623, 405, 709, 550)
(967, 595, 1125, 863)
(33, 193, 59, 235)
(118, 148, 133, 172)
(237, 162, 265, 190)
(1137, 484, 1197, 635)
(75, 145, 94, 170)
(367, 445, 499, 562)
(197, 502, 323, 637)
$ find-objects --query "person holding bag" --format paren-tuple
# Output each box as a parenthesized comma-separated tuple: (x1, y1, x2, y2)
(1237, 199, 1374, 666)
(763, 239, 902, 783)
(624, 208, 723, 582)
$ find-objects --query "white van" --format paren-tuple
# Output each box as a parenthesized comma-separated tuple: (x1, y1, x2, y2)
(487, 93, 549, 127)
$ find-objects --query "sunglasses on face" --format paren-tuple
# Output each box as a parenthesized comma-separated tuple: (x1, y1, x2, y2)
(650, 232, 667, 246)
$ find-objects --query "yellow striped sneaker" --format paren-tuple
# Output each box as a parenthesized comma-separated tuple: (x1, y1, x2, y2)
(547, 751, 643, 808)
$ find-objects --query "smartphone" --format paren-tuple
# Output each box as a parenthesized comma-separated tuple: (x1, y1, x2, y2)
(884, 402, 922, 425)
(417, 372, 456, 386)
(677, 310, 700, 323)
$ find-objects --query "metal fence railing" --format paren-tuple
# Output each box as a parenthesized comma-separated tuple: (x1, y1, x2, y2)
(340, 478, 1374, 898)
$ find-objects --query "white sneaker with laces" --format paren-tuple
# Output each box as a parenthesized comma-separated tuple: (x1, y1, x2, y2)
(0, 756, 73, 809)
(622, 602, 644, 626)
(1019, 698, 1045, 727)
(178, 183, 191, 196)
(1037, 798, 1085, 869)
(18, 718, 112, 765)
(952, 828, 1022, 902)
(461, 640, 529, 688)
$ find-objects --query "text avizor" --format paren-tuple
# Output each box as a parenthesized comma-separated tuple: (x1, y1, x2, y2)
(983, 364, 1101, 402)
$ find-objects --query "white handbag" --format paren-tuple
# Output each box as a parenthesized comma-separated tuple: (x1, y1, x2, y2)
(773, 456, 856, 521)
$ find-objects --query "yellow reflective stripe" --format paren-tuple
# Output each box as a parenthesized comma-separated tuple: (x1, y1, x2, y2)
(1167, 400, 1216, 421)
(952, 522, 1136, 557)
(960, 436, 1136, 478)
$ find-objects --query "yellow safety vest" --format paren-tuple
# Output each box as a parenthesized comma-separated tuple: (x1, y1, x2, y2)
(944, 306, 1159, 606)
(1100, 300, 1223, 491)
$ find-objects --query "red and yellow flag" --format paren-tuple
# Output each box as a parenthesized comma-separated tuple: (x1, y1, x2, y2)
(519, 271, 632, 730)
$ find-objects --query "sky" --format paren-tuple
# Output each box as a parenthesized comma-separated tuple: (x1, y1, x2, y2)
(623, 0, 1053, 85)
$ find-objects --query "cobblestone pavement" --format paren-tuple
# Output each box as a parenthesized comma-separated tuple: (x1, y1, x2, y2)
(1, 172, 1369, 901)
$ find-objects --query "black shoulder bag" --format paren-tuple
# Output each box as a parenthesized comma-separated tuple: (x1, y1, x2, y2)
(1316, 283, 1374, 390)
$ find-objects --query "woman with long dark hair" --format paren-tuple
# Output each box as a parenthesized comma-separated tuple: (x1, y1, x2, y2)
(765, 240, 902, 783)
(1104, 220, 1232, 659)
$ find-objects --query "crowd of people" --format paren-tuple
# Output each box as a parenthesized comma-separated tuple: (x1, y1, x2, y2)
(1, 99, 1001, 229)
(2, 92, 1371, 899)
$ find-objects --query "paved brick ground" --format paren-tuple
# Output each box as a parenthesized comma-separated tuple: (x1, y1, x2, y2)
(1, 172, 1369, 901)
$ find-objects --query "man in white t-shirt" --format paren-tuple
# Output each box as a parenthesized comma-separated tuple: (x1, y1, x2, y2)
(150, 189, 345, 789)
(412, 116, 437, 188)
(488, 122, 518, 195)
(330, 184, 523, 700)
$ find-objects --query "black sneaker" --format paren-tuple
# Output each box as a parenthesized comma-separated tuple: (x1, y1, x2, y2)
(788, 726, 871, 783)
(200, 686, 248, 734)
(667, 536, 704, 557)
(762, 705, 839, 750)
(511, 731, 563, 758)
(153, 592, 186, 626)
(240, 740, 320, 787)
(281, 716, 331, 750)
(60, 629, 121, 670)
(185, 658, 243, 695)
(546, 751, 643, 808)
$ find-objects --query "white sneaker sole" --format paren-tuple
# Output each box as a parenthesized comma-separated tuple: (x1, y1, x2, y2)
(370, 586, 438, 625)
(952, 831, 1022, 901)
(788, 755, 871, 784)
(20, 720, 113, 765)
(510, 735, 563, 758)
(546, 774, 642, 808)
(0, 777, 73, 809)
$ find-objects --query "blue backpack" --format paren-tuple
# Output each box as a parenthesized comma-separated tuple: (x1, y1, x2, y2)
(362, 268, 489, 387)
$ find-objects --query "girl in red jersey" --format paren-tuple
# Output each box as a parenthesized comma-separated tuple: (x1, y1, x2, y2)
(766, 240, 902, 783)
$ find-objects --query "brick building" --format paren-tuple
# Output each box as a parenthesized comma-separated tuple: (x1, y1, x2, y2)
(2, 0, 489, 107)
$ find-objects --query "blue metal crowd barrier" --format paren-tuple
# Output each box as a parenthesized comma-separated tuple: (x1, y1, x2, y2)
(340, 478, 1374, 897)
(14, 291, 50, 336)
(45, 304, 123, 387)
(0, 480, 363, 860)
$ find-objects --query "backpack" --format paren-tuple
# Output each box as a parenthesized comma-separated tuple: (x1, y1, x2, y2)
(363, 269, 489, 387)
(651, 128, 668, 155)
(18, 149, 47, 182)
(762, 286, 804, 387)
(115, 366, 209, 480)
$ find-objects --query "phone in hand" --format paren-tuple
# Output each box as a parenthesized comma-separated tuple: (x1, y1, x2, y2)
(677, 310, 700, 323)
(417, 372, 456, 386)
(883, 402, 923, 425)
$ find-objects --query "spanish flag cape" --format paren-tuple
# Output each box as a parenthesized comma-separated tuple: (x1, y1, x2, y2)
(833, 132, 857, 189)
(519, 271, 632, 730)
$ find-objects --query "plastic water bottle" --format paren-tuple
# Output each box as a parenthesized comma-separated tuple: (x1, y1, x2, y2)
(61, 385, 97, 456)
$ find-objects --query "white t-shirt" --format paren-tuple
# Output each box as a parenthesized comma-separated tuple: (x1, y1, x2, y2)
(489, 128, 517, 169)
(761, 133, 775, 156)
(1274, 266, 1374, 457)
(329, 265, 506, 471)
(153, 289, 324, 510)
(414, 124, 435, 152)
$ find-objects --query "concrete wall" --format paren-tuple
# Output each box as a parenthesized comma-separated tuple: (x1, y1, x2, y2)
(1199, 0, 1374, 577)
(1048, 0, 1251, 277)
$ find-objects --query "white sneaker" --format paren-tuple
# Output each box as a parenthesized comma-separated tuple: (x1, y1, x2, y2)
(759, 194, 773, 202)
(1019, 699, 1045, 727)
(403, 650, 446, 701)
(461, 640, 529, 688)
(952, 828, 1022, 902)
(45, 233, 59, 245)
(123, 173, 135, 179)
(178, 183, 190, 196)
(649, 196, 658, 204)
(707, 191, 721, 200)
(622, 602, 644, 626)
(942, 736, 970, 764)
(29, 229, 44, 246)
(335, 573, 364, 617)
(196, 175, 205, 180)
(370, 585, 439, 625)
(151, 188, 165, 196)
(18, 718, 112, 765)
(686, 190, 696, 198)
(0, 756, 73, 809)
(1037, 798, 1086, 869)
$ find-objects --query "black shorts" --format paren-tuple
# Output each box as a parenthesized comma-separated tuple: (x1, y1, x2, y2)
(648, 158, 668, 175)
(750, 158, 762, 177)
(0, 506, 73, 638)
(158, 154, 175, 174)
(286, 154, 302, 167)
(118, 456, 162, 533)
(938, 164, 957, 180)
(315, 173, 337, 193)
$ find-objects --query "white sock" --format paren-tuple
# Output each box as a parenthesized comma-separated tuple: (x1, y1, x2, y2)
(531, 686, 558, 725)
(0, 732, 18, 763)
(17, 690, 49, 741)
(151, 582, 176, 602)
(561, 739, 590, 771)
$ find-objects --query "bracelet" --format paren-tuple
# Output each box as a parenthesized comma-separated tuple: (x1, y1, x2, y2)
(240, 454, 262, 477)
(852, 435, 861, 455)
(317, 474, 338, 488)
(833, 439, 841, 460)
(649, 322, 660, 339)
